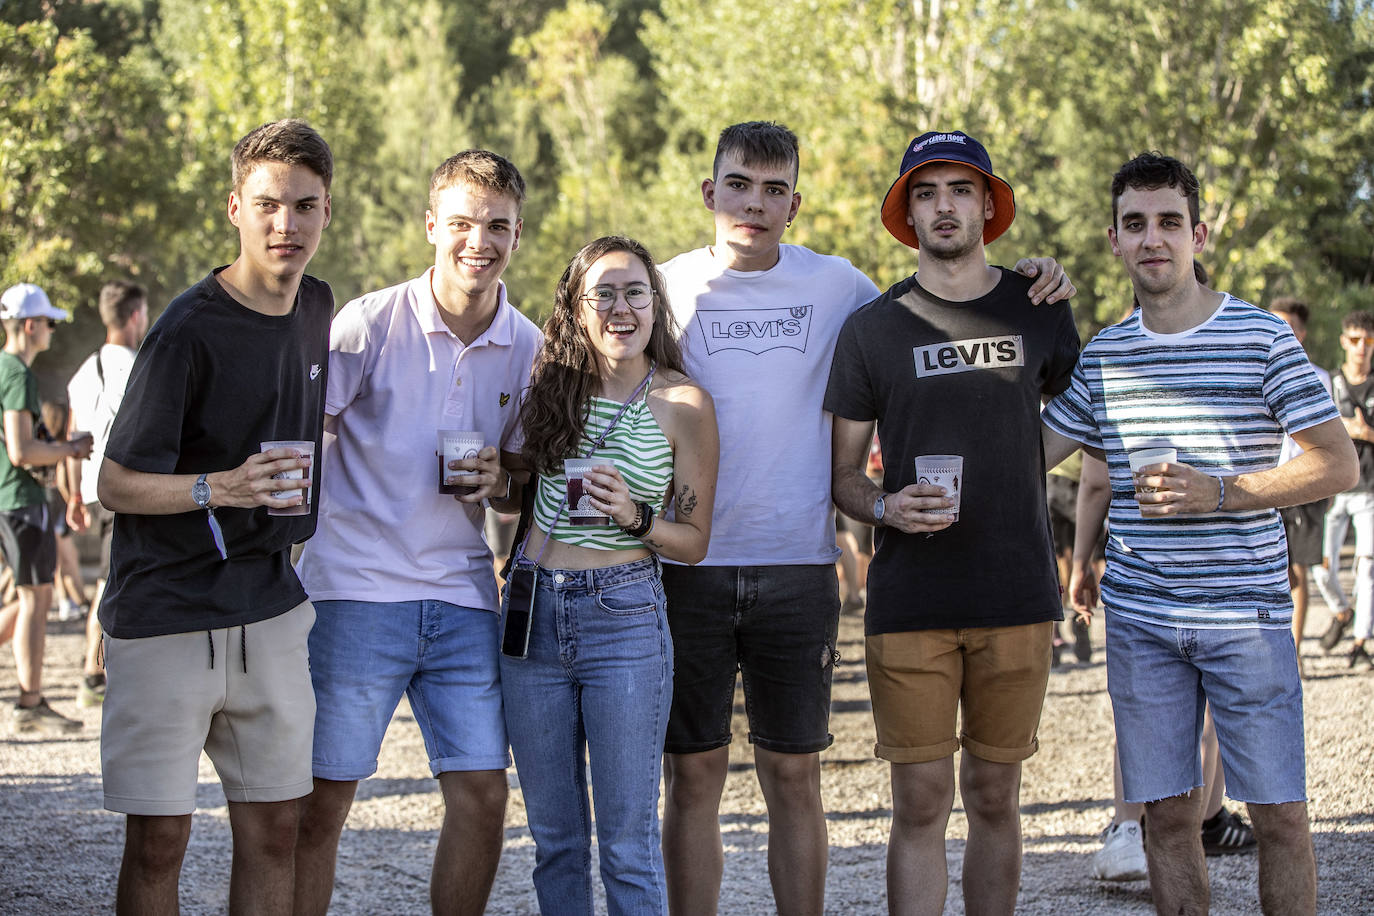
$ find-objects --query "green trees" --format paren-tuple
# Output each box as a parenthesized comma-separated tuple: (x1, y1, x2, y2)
(2, 0, 1370, 366)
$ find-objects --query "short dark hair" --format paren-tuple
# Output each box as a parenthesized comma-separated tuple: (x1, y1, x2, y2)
(231, 119, 333, 191)
(429, 150, 526, 214)
(1342, 310, 1374, 335)
(98, 280, 146, 329)
(713, 121, 800, 185)
(1111, 151, 1200, 229)
(1269, 297, 1310, 328)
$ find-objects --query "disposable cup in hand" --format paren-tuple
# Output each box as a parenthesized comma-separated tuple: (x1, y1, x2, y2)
(565, 458, 617, 526)
(261, 439, 315, 517)
(915, 455, 963, 521)
(438, 429, 484, 494)
(1128, 447, 1176, 495)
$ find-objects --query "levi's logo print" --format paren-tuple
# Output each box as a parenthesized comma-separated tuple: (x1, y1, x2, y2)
(913, 335, 1024, 377)
(696, 306, 813, 355)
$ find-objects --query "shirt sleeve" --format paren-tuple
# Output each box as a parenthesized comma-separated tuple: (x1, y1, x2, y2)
(1264, 327, 1341, 435)
(823, 313, 877, 422)
(324, 301, 372, 418)
(1043, 302, 1082, 397)
(103, 330, 191, 474)
(0, 360, 33, 416)
(1041, 355, 1102, 450)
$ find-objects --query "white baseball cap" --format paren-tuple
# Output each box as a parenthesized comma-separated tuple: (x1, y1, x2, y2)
(0, 283, 69, 322)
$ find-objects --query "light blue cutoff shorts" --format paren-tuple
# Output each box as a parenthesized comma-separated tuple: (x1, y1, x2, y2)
(309, 599, 510, 779)
(1106, 611, 1306, 806)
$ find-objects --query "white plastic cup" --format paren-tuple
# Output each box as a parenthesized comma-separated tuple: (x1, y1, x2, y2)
(438, 429, 484, 494)
(1128, 447, 1177, 495)
(261, 439, 316, 517)
(914, 454, 963, 520)
(565, 458, 618, 526)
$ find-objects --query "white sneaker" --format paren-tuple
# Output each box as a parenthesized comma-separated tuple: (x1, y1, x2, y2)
(57, 599, 84, 622)
(1092, 819, 1147, 881)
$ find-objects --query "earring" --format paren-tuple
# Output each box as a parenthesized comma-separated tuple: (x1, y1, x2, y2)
(786, 219, 793, 228)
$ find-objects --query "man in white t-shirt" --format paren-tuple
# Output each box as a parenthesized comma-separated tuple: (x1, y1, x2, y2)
(657, 121, 1074, 916)
(293, 150, 542, 916)
(65, 279, 149, 707)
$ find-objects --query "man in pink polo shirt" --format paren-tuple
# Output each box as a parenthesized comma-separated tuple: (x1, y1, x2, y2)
(292, 150, 542, 916)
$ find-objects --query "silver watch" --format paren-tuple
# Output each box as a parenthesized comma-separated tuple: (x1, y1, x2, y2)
(192, 472, 212, 509)
(873, 493, 886, 524)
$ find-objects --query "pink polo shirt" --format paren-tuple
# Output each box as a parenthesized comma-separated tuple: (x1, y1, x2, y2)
(297, 270, 542, 611)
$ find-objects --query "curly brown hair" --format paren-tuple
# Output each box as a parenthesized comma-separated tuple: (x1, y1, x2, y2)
(520, 236, 687, 475)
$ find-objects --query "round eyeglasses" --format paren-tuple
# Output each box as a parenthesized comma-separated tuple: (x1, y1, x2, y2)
(580, 284, 654, 311)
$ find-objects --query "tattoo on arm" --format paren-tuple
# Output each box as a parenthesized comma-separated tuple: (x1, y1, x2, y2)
(644, 536, 665, 551)
(675, 484, 697, 518)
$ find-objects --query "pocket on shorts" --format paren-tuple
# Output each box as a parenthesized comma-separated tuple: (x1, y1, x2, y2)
(595, 577, 661, 617)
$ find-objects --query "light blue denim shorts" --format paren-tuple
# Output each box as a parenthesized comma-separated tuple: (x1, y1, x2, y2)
(309, 599, 510, 779)
(1106, 611, 1305, 805)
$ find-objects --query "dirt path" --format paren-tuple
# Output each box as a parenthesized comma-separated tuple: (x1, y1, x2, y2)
(3, 608, 1372, 914)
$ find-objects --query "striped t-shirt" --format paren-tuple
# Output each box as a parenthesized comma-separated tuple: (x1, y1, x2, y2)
(534, 395, 674, 550)
(1042, 295, 1340, 629)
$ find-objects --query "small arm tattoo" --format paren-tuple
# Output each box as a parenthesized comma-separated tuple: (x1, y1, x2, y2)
(675, 484, 697, 518)
(644, 536, 665, 551)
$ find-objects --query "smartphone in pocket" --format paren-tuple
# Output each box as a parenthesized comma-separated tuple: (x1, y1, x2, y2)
(501, 566, 537, 658)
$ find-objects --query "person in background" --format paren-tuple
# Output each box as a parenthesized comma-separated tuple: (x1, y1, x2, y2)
(1, 282, 93, 734)
(65, 278, 150, 706)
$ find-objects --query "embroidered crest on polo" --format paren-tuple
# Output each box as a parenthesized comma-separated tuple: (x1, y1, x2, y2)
(500, 392, 511, 406)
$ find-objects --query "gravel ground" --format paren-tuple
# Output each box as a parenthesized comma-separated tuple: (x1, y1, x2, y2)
(2, 603, 1372, 914)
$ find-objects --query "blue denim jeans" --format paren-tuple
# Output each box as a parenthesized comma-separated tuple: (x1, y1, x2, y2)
(1107, 611, 1306, 804)
(500, 555, 672, 916)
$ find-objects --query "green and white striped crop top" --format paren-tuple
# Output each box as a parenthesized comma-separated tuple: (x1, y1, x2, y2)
(534, 395, 674, 550)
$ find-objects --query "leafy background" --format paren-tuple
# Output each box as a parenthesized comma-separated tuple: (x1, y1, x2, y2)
(4, 0, 1372, 391)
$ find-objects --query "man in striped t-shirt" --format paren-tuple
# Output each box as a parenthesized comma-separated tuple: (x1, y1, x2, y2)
(1041, 152, 1356, 916)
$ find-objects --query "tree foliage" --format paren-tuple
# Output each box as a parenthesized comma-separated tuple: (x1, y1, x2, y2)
(2, 0, 1371, 375)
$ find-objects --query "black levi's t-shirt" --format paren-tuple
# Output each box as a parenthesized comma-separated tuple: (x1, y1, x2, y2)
(824, 268, 1081, 635)
(99, 270, 332, 638)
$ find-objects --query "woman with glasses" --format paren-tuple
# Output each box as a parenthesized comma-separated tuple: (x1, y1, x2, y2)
(502, 236, 718, 914)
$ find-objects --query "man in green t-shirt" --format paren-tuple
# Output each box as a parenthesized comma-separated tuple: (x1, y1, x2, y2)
(0, 283, 93, 733)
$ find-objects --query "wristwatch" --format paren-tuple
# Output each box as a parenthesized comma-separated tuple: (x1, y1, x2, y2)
(192, 472, 213, 509)
(873, 493, 886, 525)
(192, 473, 228, 560)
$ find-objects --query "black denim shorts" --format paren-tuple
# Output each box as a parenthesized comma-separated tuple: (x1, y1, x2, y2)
(661, 563, 839, 755)
(0, 502, 56, 587)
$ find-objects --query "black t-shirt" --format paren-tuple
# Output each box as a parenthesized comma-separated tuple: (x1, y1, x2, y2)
(1332, 369, 1374, 491)
(99, 270, 332, 638)
(824, 268, 1080, 635)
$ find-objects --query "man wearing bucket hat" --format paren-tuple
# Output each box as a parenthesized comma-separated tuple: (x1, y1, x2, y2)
(0, 283, 94, 734)
(826, 130, 1080, 914)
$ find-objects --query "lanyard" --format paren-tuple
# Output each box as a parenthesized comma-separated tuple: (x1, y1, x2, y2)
(522, 361, 657, 567)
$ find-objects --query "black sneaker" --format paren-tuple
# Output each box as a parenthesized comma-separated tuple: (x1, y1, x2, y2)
(1201, 808, 1256, 856)
(1320, 611, 1353, 652)
(1348, 643, 1372, 670)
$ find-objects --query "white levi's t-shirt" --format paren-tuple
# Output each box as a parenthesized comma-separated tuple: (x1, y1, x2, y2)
(297, 272, 542, 611)
(660, 245, 879, 566)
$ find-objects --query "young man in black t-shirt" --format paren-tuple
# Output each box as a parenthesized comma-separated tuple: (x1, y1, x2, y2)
(826, 130, 1079, 915)
(97, 120, 334, 914)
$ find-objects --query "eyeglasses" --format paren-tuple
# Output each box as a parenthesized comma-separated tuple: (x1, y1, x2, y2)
(580, 284, 653, 311)
(1344, 334, 1374, 345)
